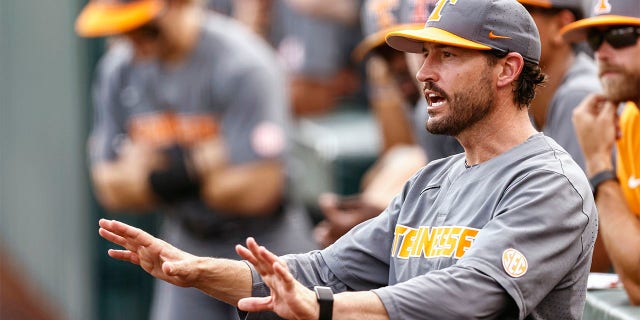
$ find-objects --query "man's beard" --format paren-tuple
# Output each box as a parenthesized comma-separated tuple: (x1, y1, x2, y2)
(600, 64, 640, 104)
(425, 72, 496, 136)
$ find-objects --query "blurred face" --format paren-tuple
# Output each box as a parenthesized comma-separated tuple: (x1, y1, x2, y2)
(416, 43, 497, 136)
(590, 26, 640, 104)
(122, 2, 191, 61)
(124, 20, 164, 59)
(523, 6, 561, 67)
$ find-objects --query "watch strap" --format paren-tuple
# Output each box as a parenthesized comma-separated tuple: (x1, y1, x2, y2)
(314, 286, 333, 320)
(589, 169, 618, 197)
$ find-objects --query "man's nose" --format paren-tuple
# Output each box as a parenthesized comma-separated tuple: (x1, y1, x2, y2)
(416, 57, 438, 83)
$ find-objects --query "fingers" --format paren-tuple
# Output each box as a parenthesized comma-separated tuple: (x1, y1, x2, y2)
(99, 219, 153, 247)
(272, 259, 295, 290)
(237, 296, 273, 312)
(256, 244, 284, 274)
(236, 238, 287, 277)
(572, 93, 615, 134)
(236, 239, 268, 273)
(98, 227, 128, 248)
(235, 248, 255, 268)
(108, 249, 140, 264)
(576, 93, 606, 114)
(600, 100, 617, 119)
(237, 238, 311, 318)
(99, 219, 160, 264)
(246, 238, 276, 265)
(236, 242, 258, 266)
(318, 193, 338, 211)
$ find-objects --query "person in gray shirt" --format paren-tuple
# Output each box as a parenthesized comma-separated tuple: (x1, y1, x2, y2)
(518, 0, 605, 271)
(75, 0, 316, 319)
(96, 0, 597, 319)
(518, 0, 602, 171)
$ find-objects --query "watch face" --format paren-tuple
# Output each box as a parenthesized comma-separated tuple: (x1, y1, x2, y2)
(315, 286, 334, 301)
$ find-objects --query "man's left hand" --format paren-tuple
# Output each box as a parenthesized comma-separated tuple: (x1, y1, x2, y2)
(236, 238, 319, 320)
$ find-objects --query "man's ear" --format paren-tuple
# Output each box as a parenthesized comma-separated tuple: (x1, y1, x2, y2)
(552, 9, 577, 46)
(496, 52, 524, 89)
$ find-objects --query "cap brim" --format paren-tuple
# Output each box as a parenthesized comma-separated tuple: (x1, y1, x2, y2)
(385, 27, 492, 53)
(75, 0, 164, 37)
(352, 23, 424, 62)
(561, 15, 640, 42)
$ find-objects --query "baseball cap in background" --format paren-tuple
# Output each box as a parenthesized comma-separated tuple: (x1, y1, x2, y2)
(560, 0, 640, 43)
(385, 0, 542, 64)
(352, 0, 435, 62)
(75, 0, 165, 37)
(518, 0, 588, 19)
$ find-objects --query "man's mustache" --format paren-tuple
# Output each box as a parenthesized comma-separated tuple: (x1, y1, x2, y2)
(423, 82, 450, 101)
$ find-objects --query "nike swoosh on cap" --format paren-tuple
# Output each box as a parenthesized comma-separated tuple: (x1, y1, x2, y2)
(489, 31, 511, 39)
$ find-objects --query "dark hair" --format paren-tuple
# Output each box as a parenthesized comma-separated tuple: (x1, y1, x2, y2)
(516, 61, 546, 108)
(486, 51, 546, 109)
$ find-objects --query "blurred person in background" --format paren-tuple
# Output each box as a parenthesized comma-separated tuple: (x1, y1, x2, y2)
(518, 0, 600, 171)
(96, 0, 598, 317)
(516, 0, 604, 270)
(274, 0, 364, 116)
(207, 0, 272, 38)
(314, 0, 463, 248)
(208, 0, 365, 117)
(75, 0, 316, 319)
(561, 0, 640, 304)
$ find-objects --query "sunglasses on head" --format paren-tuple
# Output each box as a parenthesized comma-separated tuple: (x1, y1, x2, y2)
(587, 25, 640, 51)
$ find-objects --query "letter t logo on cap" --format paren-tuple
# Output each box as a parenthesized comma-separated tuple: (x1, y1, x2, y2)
(594, 0, 612, 14)
(428, 0, 459, 22)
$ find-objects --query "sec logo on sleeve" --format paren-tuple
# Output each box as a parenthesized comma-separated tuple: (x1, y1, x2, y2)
(502, 248, 528, 278)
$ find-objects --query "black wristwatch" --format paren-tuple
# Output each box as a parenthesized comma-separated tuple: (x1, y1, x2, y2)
(314, 286, 333, 320)
(589, 170, 618, 197)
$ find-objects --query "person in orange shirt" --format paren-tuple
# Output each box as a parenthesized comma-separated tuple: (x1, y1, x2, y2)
(561, 0, 640, 304)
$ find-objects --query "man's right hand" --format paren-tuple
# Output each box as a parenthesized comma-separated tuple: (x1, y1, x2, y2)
(98, 219, 255, 305)
(572, 93, 619, 176)
(98, 219, 202, 287)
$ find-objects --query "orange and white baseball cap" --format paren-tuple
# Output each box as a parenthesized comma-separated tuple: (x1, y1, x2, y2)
(352, 0, 435, 62)
(385, 0, 542, 64)
(560, 0, 640, 43)
(75, 0, 165, 37)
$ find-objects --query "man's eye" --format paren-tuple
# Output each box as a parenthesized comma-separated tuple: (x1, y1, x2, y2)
(443, 51, 453, 58)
